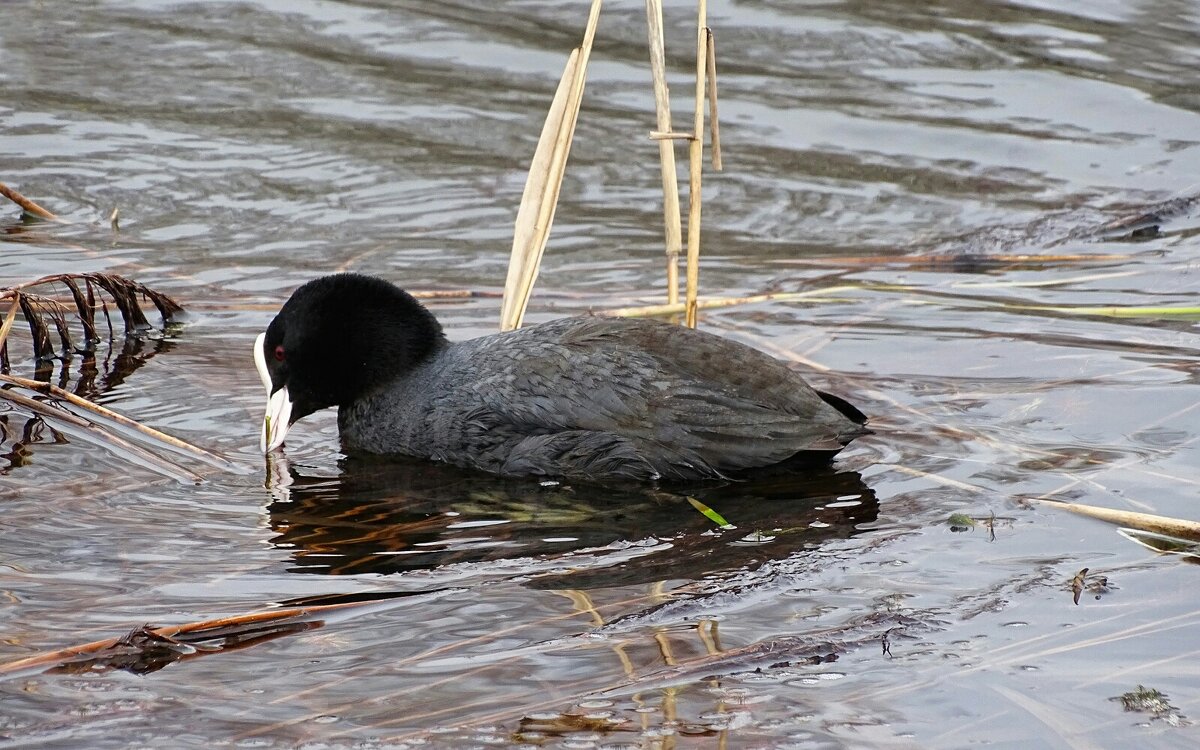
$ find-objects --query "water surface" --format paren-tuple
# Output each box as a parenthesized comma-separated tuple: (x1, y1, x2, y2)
(1, 0, 1199, 747)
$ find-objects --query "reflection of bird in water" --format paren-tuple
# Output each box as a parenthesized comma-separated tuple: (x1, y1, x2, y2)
(264, 454, 877, 589)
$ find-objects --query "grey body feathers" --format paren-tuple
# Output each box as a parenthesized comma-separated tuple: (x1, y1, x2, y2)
(338, 316, 866, 482)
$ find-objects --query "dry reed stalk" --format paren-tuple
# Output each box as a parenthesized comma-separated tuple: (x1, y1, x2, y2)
(886, 465, 989, 494)
(705, 28, 722, 171)
(500, 0, 604, 331)
(645, 0, 684, 305)
(0, 373, 238, 471)
(684, 0, 709, 328)
(0, 387, 202, 482)
(1028, 499, 1200, 541)
(1017, 303, 1200, 318)
(0, 297, 19, 353)
(951, 270, 1141, 288)
(0, 598, 404, 678)
(238, 588, 675, 738)
(600, 287, 856, 318)
(0, 181, 59, 221)
(501, 47, 578, 330)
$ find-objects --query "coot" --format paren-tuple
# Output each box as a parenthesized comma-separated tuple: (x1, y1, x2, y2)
(255, 274, 868, 481)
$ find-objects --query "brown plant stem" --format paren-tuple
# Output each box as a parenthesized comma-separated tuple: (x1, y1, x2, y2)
(684, 1, 708, 328)
(0, 181, 59, 221)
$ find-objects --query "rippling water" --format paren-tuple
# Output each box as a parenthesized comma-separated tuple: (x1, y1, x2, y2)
(2, 0, 1199, 747)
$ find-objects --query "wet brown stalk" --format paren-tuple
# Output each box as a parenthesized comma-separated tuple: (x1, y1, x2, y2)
(0, 598, 412, 678)
(0, 373, 238, 471)
(0, 181, 59, 221)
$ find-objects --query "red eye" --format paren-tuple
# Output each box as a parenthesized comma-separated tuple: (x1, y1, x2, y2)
(274, 345, 286, 362)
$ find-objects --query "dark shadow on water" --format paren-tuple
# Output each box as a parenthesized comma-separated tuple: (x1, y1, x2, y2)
(265, 455, 878, 588)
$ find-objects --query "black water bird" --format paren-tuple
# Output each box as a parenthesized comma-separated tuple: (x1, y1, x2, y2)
(255, 273, 867, 482)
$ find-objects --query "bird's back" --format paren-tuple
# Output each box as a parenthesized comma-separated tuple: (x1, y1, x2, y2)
(339, 316, 867, 481)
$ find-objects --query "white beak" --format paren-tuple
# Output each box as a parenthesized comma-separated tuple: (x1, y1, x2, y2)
(254, 332, 292, 453)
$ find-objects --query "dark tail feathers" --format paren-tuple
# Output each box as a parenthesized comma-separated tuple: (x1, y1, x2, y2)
(816, 390, 867, 424)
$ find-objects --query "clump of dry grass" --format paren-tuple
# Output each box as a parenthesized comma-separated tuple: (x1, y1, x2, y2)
(0, 272, 183, 365)
(1, 183, 237, 480)
(0, 271, 237, 480)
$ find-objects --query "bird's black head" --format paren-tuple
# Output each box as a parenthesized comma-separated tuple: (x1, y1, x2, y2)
(255, 273, 446, 452)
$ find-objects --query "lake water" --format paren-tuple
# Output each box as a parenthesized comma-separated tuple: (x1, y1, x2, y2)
(1, 0, 1198, 747)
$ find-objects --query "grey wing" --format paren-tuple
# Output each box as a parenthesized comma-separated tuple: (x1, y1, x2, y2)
(436, 317, 863, 480)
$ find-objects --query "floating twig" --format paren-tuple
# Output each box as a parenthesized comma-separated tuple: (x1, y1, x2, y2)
(1011, 304, 1200, 319)
(600, 286, 857, 318)
(0, 596, 419, 679)
(0, 373, 238, 472)
(0, 181, 59, 221)
(0, 386, 202, 482)
(1029, 498, 1200, 542)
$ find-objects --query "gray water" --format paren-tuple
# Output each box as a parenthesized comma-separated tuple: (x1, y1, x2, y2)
(1, 0, 1199, 747)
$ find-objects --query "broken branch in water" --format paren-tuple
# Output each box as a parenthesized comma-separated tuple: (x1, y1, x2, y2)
(1029, 498, 1200, 542)
(0, 595, 425, 679)
(0, 181, 59, 221)
(0, 373, 238, 472)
